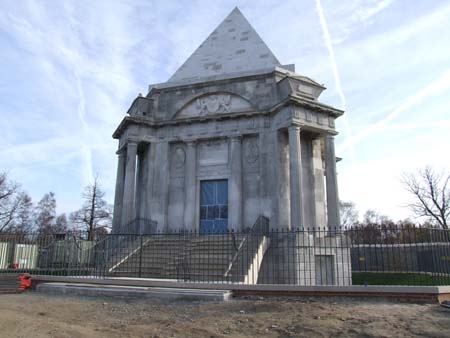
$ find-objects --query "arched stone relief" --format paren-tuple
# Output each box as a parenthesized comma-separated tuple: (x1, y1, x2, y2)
(175, 92, 253, 119)
(196, 94, 231, 114)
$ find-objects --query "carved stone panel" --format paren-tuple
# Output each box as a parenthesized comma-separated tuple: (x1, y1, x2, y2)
(170, 143, 186, 178)
(198, 140, 229, 167)
(176, 93, 253, 118)
(173, 147, 186, 168)
(243, 135, 259, 174)
(244, 137, 259, 164)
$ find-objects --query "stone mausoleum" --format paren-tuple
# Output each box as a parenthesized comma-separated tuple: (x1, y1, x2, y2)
(110, 8, 350, 285)
(112, 7, 342, 234)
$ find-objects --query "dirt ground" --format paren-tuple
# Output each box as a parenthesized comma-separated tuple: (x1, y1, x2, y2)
(0, 293, 450, 338)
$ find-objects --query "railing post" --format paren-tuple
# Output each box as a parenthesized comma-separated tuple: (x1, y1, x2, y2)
(138, 234, 143, 278)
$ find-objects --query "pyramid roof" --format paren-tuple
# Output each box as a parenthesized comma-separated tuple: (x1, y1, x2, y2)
(168, 7, 281, 83)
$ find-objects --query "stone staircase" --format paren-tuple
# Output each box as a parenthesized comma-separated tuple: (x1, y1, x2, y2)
(108, 234, 245, 282)
(107, 216, 270, 283)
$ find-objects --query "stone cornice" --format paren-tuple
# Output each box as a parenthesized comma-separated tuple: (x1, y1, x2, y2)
(112, 111, 272, 139)
(288, 95, 344, 116)
(148, 68, 275, 94)
(147, 67, 326, 95)
(112, 95, 343, 139)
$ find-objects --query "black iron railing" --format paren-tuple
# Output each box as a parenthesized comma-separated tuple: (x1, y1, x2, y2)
(1, 225, 450, 286)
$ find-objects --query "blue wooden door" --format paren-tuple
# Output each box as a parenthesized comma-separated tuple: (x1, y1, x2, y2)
(200, 180, 228, 234)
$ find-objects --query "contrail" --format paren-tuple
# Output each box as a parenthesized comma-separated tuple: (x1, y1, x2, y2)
(74, 69, 94, 185)
(314, 0, 355, 160)
(338, 68, 450, 153)
(314, 0, 346, 110)
(74, 70, 89, 131)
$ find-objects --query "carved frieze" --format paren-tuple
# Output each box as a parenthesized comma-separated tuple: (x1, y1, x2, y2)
(196, 94, 231, 114)
(176, 93, 253, 119)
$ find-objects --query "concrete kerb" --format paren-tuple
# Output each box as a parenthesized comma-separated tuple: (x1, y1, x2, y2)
(30, 275, 450, 303)
(36, 282, 232, 301)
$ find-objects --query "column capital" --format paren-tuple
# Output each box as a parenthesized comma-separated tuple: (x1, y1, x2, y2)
(288, 125, 302, 133)
(230, 135, 242, 142)
(312, 133, 324, 142)
(127, 140, 139, 147)
(116, 150, 126, 157)
(185, 139, 197, 147)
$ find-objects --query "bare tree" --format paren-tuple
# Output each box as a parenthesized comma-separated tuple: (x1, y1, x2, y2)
(0, 172, 33, 233)
(402, 167, 450, 229)
(362, 209, 392, 225)
(70, 177, 112, 240)
(34, 192, 57, 234)
(55, 213, 68, 233)
(339, 201, 359, 227)
(13, 193, 33, 233)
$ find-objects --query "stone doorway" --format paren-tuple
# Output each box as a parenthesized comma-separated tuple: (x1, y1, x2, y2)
(199, 180, 228, 234)
(315, 255, 335, 285)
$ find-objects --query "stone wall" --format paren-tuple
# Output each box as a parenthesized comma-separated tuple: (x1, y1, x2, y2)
(258, 233, 352, 286)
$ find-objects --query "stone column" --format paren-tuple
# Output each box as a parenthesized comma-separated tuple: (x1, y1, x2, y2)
(135, 145, 150, 234)
(150, 141, 170, 231)
(276, 130, 290, 228)
(144, 143, 155, 221)
(312, 136, 327, 229)
(183, 141, 197, 230)
(135, 150, 145, 218)
(288, 126, 303, 229)
(121, 141, 138, 231)
(325, 135, 341, 227)
(112, 151, 126, 233)
(229, 136, 243, 231)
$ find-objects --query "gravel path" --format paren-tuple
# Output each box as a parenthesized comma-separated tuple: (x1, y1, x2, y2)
(1, 293, 450, 337)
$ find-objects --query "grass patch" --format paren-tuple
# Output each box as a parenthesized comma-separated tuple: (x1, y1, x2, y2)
(352, 272, 450, 286)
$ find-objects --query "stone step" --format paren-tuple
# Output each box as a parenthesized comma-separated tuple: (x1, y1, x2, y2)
(111, 269, 176, 276)
(118, 262, 229, 271)
(116, 260, 229, 270)
(188, 253, 235, 258)
(116, 255, 233, 264)
(128, 255, 184, 261)
(137, 251, 236, 257)
(104, 234, 256, 282)
(192, 243, 237, 247)
(140, 246, 188, 251)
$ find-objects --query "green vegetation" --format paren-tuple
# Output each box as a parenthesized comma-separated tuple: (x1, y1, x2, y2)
(352, 272, 450, 286)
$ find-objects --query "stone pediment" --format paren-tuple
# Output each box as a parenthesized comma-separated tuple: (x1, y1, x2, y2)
(175, 92, 253, 119)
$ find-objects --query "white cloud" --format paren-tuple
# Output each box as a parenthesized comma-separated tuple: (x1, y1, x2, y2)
(0, 0, 449, 222)
(323, 0, 396, 45)
(338, 68, 450, 153)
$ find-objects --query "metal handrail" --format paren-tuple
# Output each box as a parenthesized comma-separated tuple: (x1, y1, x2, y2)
(224, 216, 269, 278)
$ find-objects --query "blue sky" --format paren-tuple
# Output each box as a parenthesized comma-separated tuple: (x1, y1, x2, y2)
(1, 0, 449, 221)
